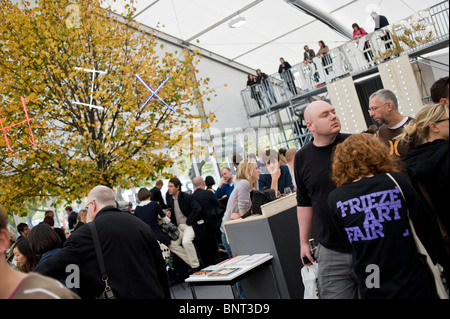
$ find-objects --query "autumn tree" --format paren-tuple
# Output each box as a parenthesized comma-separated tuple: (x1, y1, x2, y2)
(0, 0, 214, 215)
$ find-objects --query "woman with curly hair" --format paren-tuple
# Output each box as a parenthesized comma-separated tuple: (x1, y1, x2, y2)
(327, 133, 442, 299)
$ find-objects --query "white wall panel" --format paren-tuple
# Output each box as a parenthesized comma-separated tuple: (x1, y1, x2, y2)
(378, 55, 424, 117)
(327, 76, 367, 134)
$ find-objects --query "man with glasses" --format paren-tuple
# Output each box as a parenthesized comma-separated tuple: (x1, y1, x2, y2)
(36, 185, 170, 299)
(368, 89, 422, 176)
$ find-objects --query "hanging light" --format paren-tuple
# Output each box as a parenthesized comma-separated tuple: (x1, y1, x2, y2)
(228, 16, 246, 28)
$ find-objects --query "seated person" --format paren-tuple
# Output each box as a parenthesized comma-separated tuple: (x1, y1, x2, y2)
(258, 149, 294, 194)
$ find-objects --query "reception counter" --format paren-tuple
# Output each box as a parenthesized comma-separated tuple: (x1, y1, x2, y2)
(223, 193, 304, 299)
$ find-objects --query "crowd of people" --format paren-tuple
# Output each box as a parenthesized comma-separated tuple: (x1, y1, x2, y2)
(246, 11, 393, 108)
(296, 76, 448, 299)
(1, 75, 448, 299)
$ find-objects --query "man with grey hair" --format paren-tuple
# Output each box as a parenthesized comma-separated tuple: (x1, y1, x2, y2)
(371, 12, 392, 50)
(85, 185, 117, 222)
(368, 89, 422, 175)
(371, 12, 389, 30)
(35, 185, 170, 299)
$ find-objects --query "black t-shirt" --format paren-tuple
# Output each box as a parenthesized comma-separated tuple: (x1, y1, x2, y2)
(294, 133, 351, 253)
(328, 173, 438, 299)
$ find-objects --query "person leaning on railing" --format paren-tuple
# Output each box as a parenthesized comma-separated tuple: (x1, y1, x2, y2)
(317, 40, 331, 75)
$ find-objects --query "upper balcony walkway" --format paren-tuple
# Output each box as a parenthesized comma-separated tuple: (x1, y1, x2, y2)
(241, 1, 449, 119)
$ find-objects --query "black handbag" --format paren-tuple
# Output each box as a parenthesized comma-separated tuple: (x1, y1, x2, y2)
(88, 222, 117, 299)
(241, 188, 277, 219)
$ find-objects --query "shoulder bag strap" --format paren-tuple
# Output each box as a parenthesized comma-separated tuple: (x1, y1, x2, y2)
(88, 222, 116, 298)
(88, 222, 108, 281)
(386, 173, 449, 299)
(386, 172, 426, 246)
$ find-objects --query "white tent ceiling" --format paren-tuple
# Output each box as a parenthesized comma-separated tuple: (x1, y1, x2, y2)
(103, 0, 446, 74)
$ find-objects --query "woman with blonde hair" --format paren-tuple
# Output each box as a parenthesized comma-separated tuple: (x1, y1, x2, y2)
(73, 208, 87, 232)
(401, 103, 449, 256)
(328, 133, 443, 298)
(219, 159, 260, 257)
(225, 158, 260, 222)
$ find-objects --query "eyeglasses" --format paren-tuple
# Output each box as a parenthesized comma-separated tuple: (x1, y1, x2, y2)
(368, 102, 389, 113)
(87, 200, 95, 208)
(434, 118, 449, 124)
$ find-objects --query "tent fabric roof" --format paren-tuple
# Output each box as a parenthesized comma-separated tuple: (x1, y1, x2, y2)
(103, 0, 445, 74)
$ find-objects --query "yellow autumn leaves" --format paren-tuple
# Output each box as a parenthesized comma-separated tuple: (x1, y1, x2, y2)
(0, 0, 215, 215)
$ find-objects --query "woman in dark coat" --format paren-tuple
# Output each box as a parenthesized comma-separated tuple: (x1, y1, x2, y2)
(402, 103, 449, 257)
(278, 57, 297, 95)
(134, 188, 172, 246)
(246, 73, 262, 109)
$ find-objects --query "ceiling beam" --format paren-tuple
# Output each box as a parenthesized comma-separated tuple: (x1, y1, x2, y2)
(132, 0, 160, 19)
(232, 0, 355, 61)
(284, 0, 354, 39)
(107, 10, 256, 74)
(232, 18, 318, 60)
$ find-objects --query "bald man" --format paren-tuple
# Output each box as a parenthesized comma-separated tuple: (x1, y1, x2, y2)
(294, 101, 358, 299)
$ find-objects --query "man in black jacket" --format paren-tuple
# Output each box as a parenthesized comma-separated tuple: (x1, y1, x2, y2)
(150, 180, 168, 209)
(256, 69, 277, 105)
(65, 206, 78, 231)
(35, 185, 170, 299)
(192, 176, 222, 266)
(166, 177, 204, 273)
(371, 12, 392, 49)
